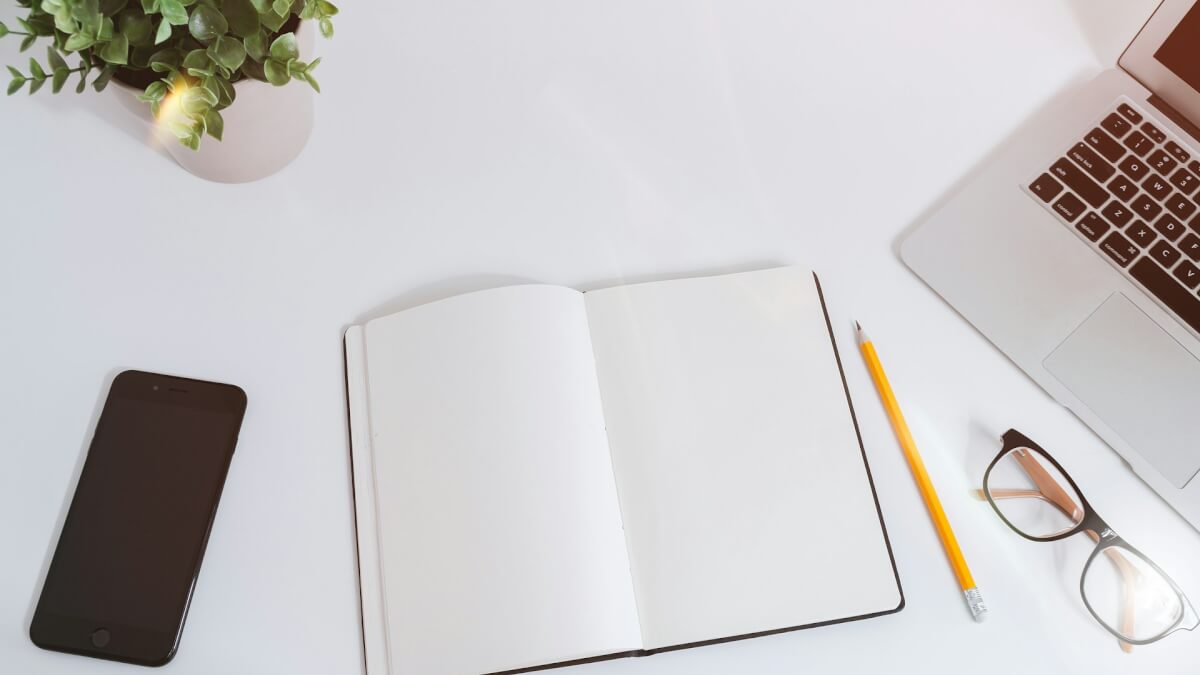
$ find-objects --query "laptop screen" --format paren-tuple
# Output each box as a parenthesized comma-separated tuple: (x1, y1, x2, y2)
(1155, 2, 1200, 91)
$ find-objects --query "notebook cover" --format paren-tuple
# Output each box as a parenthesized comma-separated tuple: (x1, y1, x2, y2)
(343, 272, 904, 675)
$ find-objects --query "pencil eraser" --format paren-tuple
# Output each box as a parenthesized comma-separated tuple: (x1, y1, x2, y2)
(964, 587, 988, 623)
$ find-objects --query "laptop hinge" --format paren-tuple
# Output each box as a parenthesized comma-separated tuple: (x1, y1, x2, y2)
(1148, 95, 1200, 143)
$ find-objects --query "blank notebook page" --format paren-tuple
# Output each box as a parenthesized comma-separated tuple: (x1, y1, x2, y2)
(584, 267, 901, 650)
(363, 286, 641, 675)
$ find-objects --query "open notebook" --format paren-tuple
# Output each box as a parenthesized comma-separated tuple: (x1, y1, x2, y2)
(344, 267, 903, 675)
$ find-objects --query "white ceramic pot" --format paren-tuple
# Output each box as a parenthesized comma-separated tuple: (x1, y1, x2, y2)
(111, 25, 316, 184)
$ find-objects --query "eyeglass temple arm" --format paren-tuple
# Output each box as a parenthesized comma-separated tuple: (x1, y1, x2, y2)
(1010, 451, 1085, 522)
(987, 453, 1139, 652)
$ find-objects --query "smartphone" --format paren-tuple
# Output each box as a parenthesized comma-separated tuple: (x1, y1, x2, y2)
(30, 370, 247, 667)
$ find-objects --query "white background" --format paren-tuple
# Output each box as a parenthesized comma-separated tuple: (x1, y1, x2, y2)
(3, 0, 1199, 673)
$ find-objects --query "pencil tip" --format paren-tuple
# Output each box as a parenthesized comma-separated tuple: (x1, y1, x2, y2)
(855, 321, 862, 331)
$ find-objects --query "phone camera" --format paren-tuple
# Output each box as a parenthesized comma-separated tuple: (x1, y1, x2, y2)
(152, 385, 160, 391)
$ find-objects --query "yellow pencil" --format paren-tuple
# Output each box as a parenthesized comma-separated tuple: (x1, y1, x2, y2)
(856, 322, 988, 623)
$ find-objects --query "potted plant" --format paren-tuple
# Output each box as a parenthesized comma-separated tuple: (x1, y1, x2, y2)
(2, 0, 338, 182)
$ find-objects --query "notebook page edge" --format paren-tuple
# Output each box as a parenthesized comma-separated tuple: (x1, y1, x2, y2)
(345, 325, 392, 675)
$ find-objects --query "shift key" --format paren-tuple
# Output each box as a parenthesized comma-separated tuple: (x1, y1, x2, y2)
(1051, 158, 1109, 208)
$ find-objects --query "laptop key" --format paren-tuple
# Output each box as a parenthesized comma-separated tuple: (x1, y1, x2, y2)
(1155, 215, 1186, 242)
(1030, 173, 1063, 202)
(1175, 261, 1200, 289)
(1052, 159, 1108, 207)
(1151, 240, 1183, 268)
(1133, 195, 1163, 220)
(1167, 194, 1197, 220)
(1102, 201, 1134, 228)
(1128, 221, 1156, 248)
(1085, 128, 1126, 163)
(1166, 141, 1191, 164)
(1143, 175, 1173, 200)
(1123, 131, 1154, 157)
(1191, 160, 1200, 175)
(1118, 103, 1143, 124)
(1142, 122, 1167, 144)
(1100, 231, 1139, 267)
(1076, 212, 1110, 242)
(1108, 175, 1138, 202)
(1101, 113, 1132, 139)
(1180, 233, 1200, 260)
(1053, 193, 1087, 222)
(1171, 168, 1199, 196)
(1148, 149, 1179, 176)
(1120, 156, 1150, 180)
(1068, 143, 1116, 181)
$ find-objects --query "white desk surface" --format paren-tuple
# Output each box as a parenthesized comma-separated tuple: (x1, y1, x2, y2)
(4, 1, 1199, 673)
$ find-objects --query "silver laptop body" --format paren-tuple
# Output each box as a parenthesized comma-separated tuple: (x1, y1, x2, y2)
(902, 0, 1200, 528)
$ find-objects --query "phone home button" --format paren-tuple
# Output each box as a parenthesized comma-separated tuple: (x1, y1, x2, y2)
(90, 628, 110, 648)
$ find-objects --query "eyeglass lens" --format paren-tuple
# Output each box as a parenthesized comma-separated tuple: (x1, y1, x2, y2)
(985, 447, 1084, 539)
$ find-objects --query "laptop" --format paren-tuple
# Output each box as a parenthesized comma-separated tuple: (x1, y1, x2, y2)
(902, 0, 1200, 529)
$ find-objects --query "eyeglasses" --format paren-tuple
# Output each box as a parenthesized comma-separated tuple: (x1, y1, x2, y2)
(981, 429, 1198, 650)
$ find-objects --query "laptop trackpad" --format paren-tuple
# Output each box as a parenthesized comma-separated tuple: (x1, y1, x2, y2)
(1045, 294, 1200, 489)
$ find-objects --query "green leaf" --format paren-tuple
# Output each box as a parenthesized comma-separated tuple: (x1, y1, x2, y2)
(263, 58, 288, 85)
(28, 77, 45, 93)
(272, 0, 291, 16)
(47, 46, 68, 72)
(71, 0, 102, 30)
(20, 34, 36, 52)
(180, 89, 210, 115)
(7, 67, 25, 96)
(92, 65, 117, 91)
(141, 0, 160, 13)
(318, 0, 338, 16)
(195, 83, 219, 106)
(243, 31, 266, 61)
(182, 49, 210, 70)
(76, 71, 88, 93)
(98, 17, 115, 41)
(302, 70, 318, 93)
(318, 17, 332, 38)
(259, 7, 287, 32)
(248, 0, 271, 12)
(160, 0, 188, 25)
(51, 68, 70, 92)
(99, 0, 130, 15)
(98, 33, 129, 65)
(203, 108, 224, 140)
(28, 58, 46, 80)
(64, 32, 94, 52)
(188, 5, 228, 41)
(154, 18, 173, 44)
(269, 32, 297, 61)
(120, 13, 155, 46)
(208, 35, 246, 71)
(0, 21, 9, 38)
(138, 79, 168, 101)
(214, 75, 234, 107)
(223, 0, 261, 37)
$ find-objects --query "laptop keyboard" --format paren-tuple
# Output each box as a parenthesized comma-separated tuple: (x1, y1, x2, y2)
(1026, 99, 1200, 335)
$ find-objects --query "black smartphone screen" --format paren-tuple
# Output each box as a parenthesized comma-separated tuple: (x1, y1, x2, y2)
(31, 370, 246, 666)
